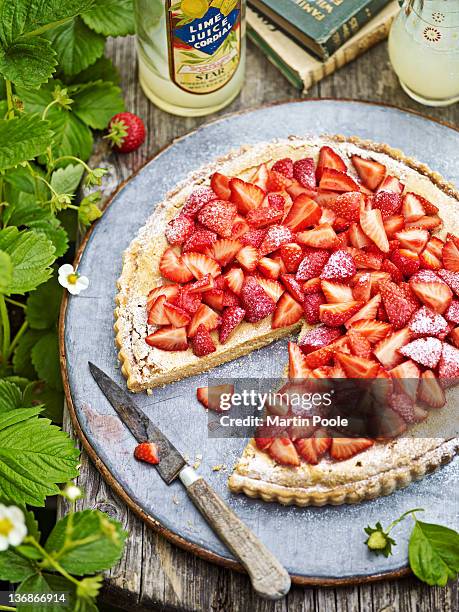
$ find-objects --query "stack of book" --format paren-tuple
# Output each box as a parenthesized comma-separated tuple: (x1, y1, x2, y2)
(247, 0, 399, 93)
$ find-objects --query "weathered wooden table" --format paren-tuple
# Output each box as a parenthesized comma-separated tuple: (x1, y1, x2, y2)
(59, 35, 459, 611)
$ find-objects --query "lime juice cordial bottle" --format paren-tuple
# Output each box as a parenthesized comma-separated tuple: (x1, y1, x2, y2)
(134, 0, 246, 117)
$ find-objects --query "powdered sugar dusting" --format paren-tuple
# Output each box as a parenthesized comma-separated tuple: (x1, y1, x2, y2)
(400, 337, 442, 368)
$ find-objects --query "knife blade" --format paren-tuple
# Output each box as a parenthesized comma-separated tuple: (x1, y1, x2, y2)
(88, 362, 291, 600)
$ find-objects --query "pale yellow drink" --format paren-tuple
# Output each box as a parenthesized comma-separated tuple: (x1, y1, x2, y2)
(135, 0, 246, 117)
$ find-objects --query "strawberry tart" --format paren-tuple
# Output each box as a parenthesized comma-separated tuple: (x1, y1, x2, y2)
(115, 135, 459, 506)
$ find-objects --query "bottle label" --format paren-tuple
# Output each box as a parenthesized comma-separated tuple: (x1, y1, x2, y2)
(167, 0, 242, 95)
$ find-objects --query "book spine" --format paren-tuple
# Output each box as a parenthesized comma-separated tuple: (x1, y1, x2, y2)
(321, 0, 390, 57)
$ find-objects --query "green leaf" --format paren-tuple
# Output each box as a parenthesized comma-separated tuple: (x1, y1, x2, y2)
(0, 549, 37, 582)
(71, 80, 124, 129)
(13, 329, 43, 379)
(0, 250, 13, 293)
(0, 36, 57, 87)
(0, 227, 55, 295)
(47, 108, 93, 161)
(51, 163, 84, 195)
(45, 509, 127, 574)
(0, 114, 53, 171)
(15, 83, 54, 114)
(0, 379, 22, 411)
(0, 410, 79, 506)
(31, 331, 62, 390)
(46, 17, 105, 76)
(3, 164, 49, 201)
(32, 384, 64, 423)
(71, 55, 120, 85)
(16, 573, 78, 611)
(26, 277, 62, 330)
(409, 520, 459, 586)
(82, 0, 135, 36)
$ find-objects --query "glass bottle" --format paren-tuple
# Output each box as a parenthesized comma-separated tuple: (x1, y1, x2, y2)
(388, 0, 459, 107)
(134, 0, 246, 117)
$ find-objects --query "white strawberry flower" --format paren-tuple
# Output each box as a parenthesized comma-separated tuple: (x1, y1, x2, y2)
(61, 483, 83, 502)
(0, 504, 27, 551)
(58, 264, 89, 295)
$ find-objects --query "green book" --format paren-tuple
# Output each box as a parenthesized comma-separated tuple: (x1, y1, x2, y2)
(248, 0, 392, 59)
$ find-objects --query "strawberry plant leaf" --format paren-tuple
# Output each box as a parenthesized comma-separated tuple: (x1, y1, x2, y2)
(0, 115, 53, 171)
(409, 520, 459, 586)
(0, 549, 37, 583)
(0, 408, 79, 506)
(26, 277, 62, 330)
(71, 80, 124, 129)
(46, 17, 105, 76)
(45, 509, 127, 574)
(82, 0, 136, 37)
(0, 36, 57, 87)
(0, 379, 26, 411)
(31, 385, 64, 423)
(31, 331, 62, 390)
(71, 55, 120, 85)
(16, 573, 78, 611)
(50, 163, 85, 195)
(0, 251, 13, 293)
(13, 329, 44, 379)
(47, 108, 93, 161)
(0, 228, 55, 295)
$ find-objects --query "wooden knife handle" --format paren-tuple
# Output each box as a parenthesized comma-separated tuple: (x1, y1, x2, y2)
(185, 475, 291, 600)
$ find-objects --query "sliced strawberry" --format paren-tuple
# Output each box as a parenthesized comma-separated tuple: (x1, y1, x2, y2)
(316, 146, 347, 181)
(134, 442, 159, 465)
(377, 175, 404, 194)
(438, 342, 459, 379)
(258, 278, 284, 303)
(191, 324, 216, 357)
(353, 250, 383, 271)
(335, 352, 379, 377)
(202, 289, 224, 311)
(236, 245, 259, 272)
(197, 199, 237, 238)
(344, 293, 382, 328)
(197, 384, 234, 411)
(181, 186, 217, 218)
(420, 249, 442, 271)
(352, 273, 371, 302)
(351, 156, 386, 191)
(250, 163, 269, 190)
(372, 191, 402, 218)
(426, 237, 444, 259)
(389, 392, 423, 424)
(182, 229, 217, 253)
(188, 303, 221, 338)
(408, 306, 449, 338)
(303, 277, 322, 294)
(188, 273, 215, 294)
(146, 326, 188, 351)
(239, 229, 265, 249)
(296, 224, 338, 249)
(442, 239, 459, 272)
(257, 256, 281, 280)
(176, 287, 202, 314)
(165, 215, 195, 246)
(374, 327, 411, 369)
(391, 248, 421, 278)
(299, 326, 341, 354)
(240, 276, 276, 323)
(438, 269, 459, 297)
(417, 370, 446, 409)
(320, 249, 356, 281)
(268, 438, 300, 466)
(349, 319, 392, 344)
(347, 328, 372, 359)
(405, 216, 442, 231)
(246, 196, 284, 228)
(218, 306, 246, 343)
(401, 193, 425, 222)
(349, 222, 372, 249)
(293, 158, 316, 189)
(288, 341, 312, 379)
(380, 280, 417, 329)
(360, 208, 389, 253)
(321, 280, 353, 303)
(224, 268, 244, 296)
(210, 239, 241, 266)
(266, 170, 293, 192)
(390, 360, 421, 401)
(283, 194, 321, 231)
(319, 168, 359, 192)
(230, 178, 265, 214)
(445, 299, 459, 326)
(211, 172, 231, 200)
(147, 284, 180, 311)
(160, 247, 194, 283)
(330, 437, 374, 461)
(259, 225, 294, 256)
(231, 215, 250, 240)
(450, 327, 459, 348)
(272, 157, 294, 178)
(303, 291, 326, 325)
(181, 252, 221, 279)
(255, 437, 274, 451)
(280, 243, 303, 273)
(409, 270, 452, 314)
(399, 337, 442, 369)
(279, 273, 303, 303)
(272, 293, 303, 329)
(296, 248, 330, 282)
(383, 215, 405, 238)
(395, 228, 429, 254)
(147, 295, 169, 326)
(163, 302, 191, 328)
(381, 259, 403, 284)
(327, 191, 363, 222)
(319, 301, 362, 327)
(294, 438, 319, 464)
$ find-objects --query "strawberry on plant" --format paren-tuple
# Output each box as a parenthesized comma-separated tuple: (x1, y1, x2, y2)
(106, 112, 146, 153)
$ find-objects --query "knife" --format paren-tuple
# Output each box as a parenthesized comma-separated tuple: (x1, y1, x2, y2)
(88, 362, 291, 600)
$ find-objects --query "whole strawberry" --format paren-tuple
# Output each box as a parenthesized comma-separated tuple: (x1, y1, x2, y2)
(107, 112, 146, 153)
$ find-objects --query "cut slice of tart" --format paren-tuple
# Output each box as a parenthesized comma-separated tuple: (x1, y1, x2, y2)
(116, 135, 459, 506)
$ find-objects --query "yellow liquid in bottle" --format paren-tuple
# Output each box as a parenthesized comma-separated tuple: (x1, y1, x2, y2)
(135, 0, 246, 117)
